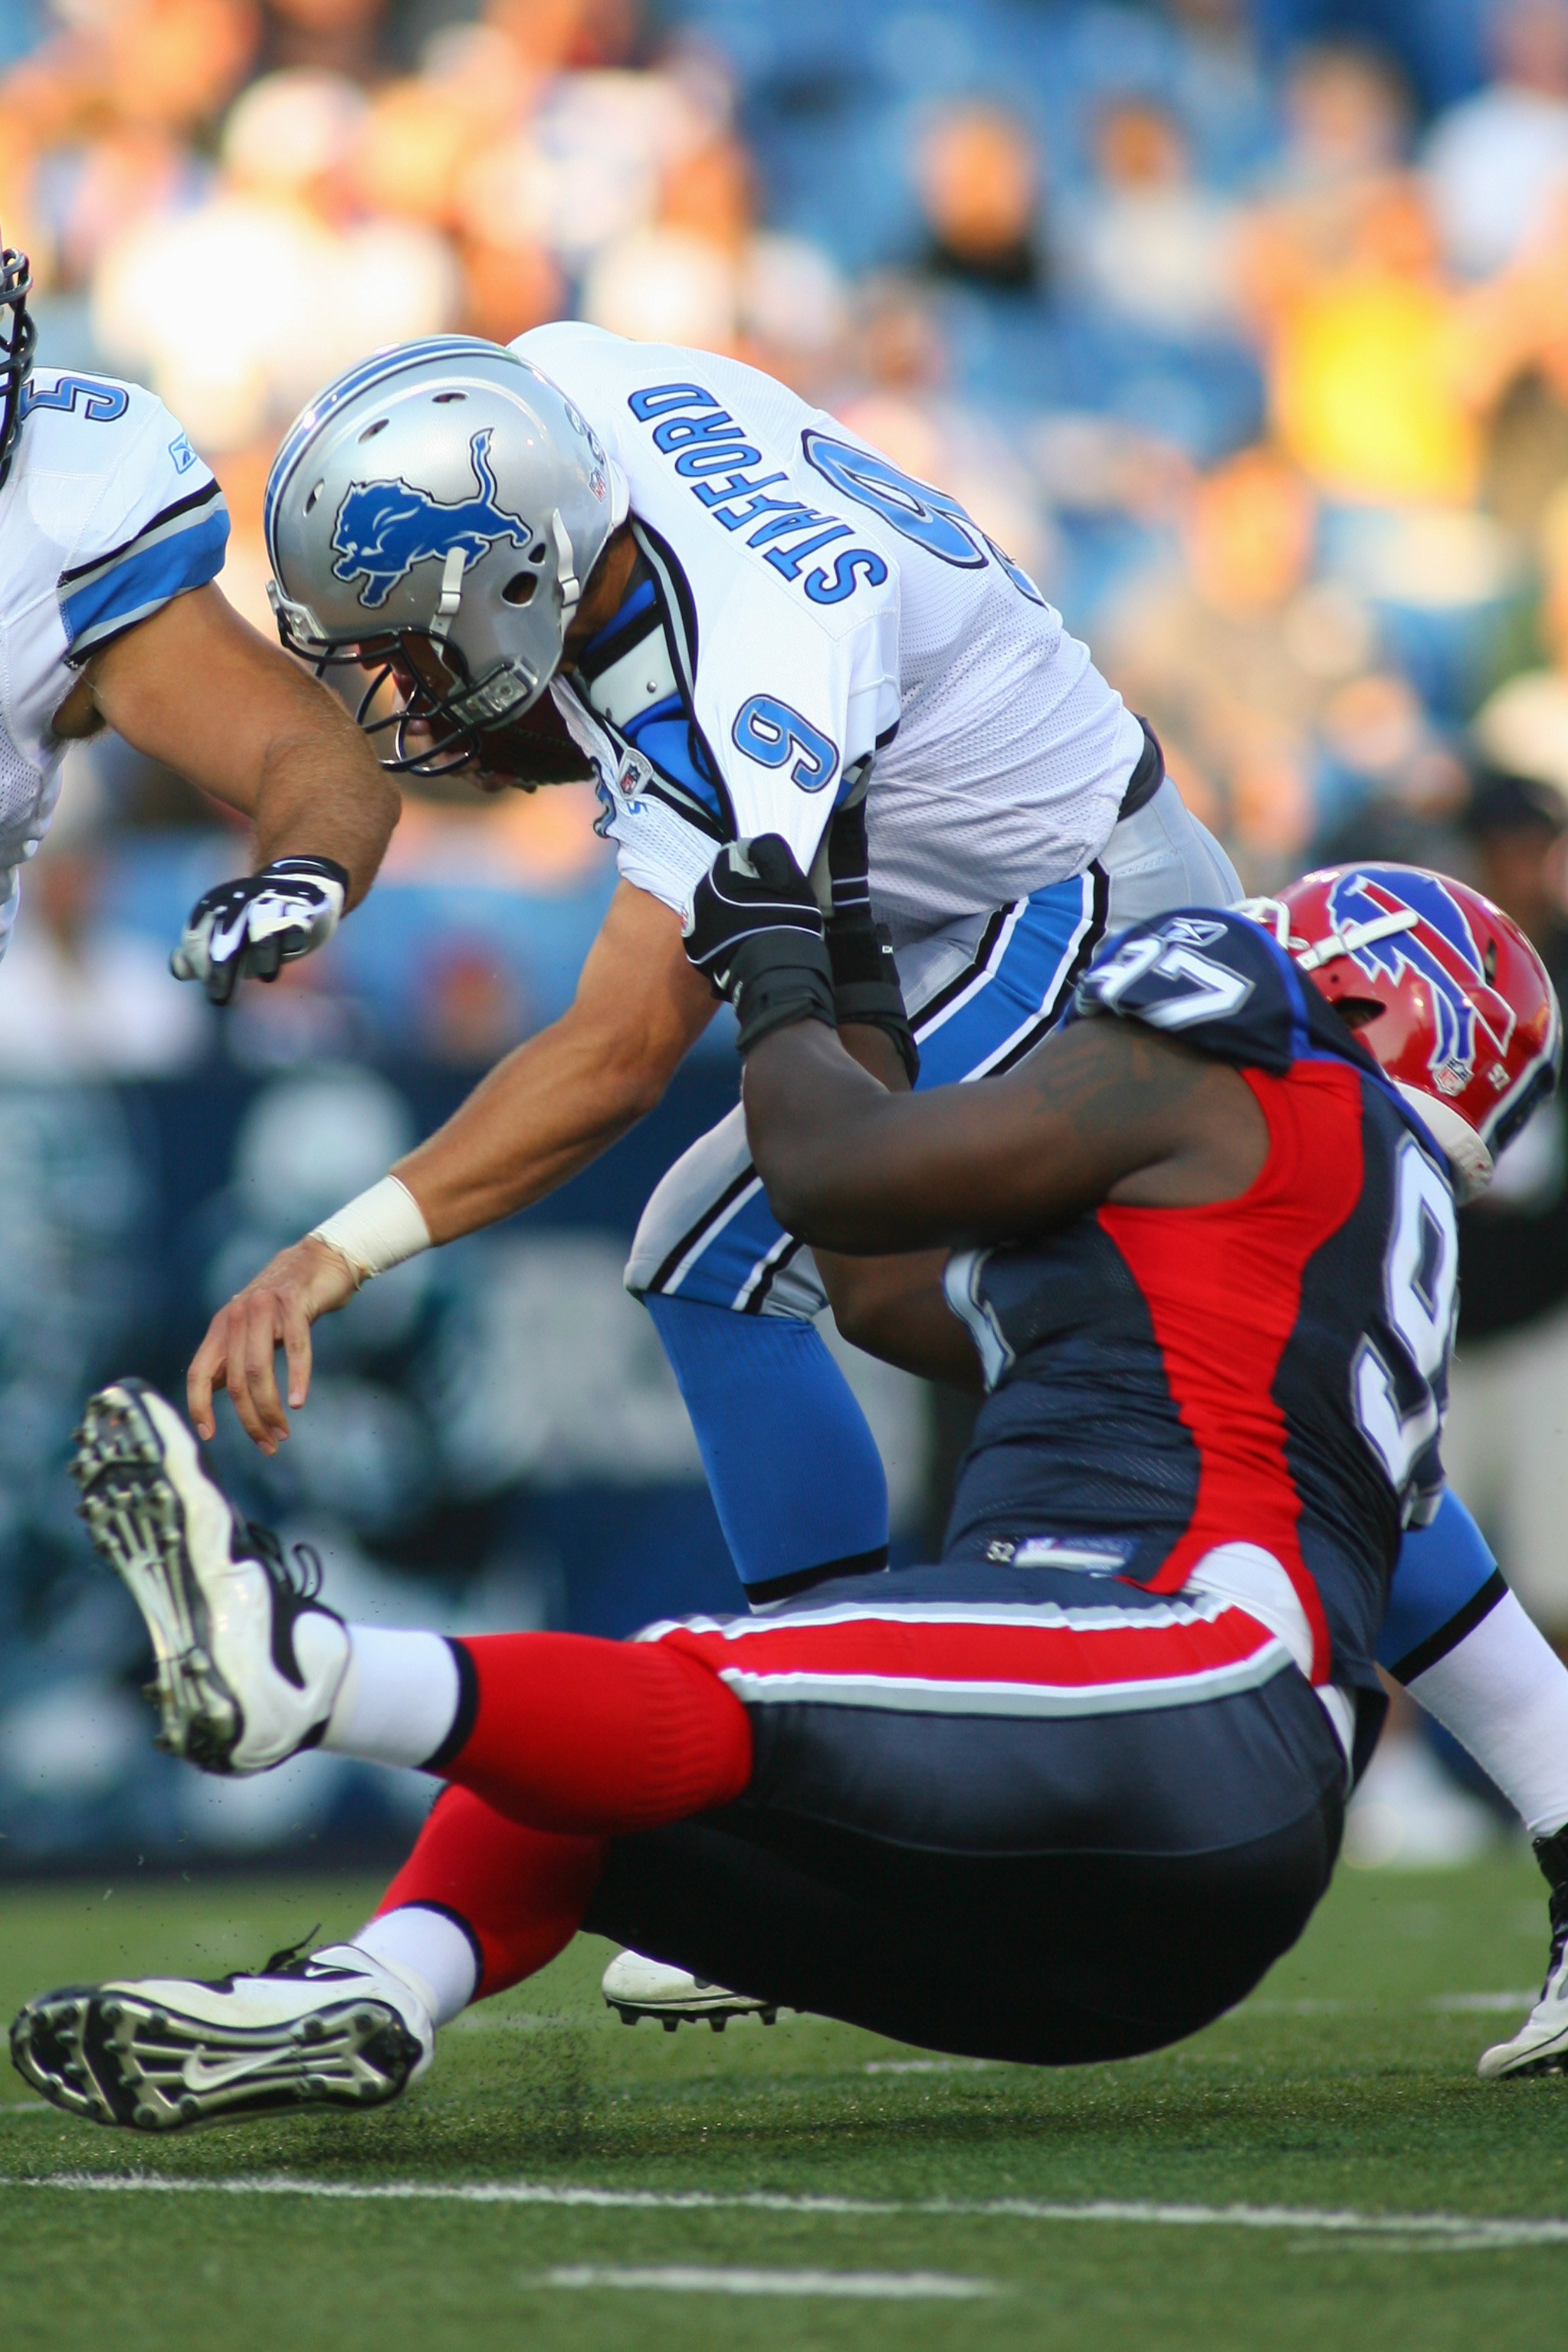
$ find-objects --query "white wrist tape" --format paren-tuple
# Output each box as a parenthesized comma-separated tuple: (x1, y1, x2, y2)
(310, 1175, 432, 1284)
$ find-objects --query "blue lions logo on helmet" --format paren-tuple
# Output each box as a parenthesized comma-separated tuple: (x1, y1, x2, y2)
(1327, 868, 1515, 1092)
(330, 429, 531, 609)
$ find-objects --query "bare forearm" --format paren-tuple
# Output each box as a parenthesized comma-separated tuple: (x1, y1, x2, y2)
(857, 1285, 984, 1390)
(244, 709, 399, 909)
(393, 1022, 661, 1242)
(837, 1022, 913, 1093)
(818, 1246, 983, 1390)
(392, 879, 715, 1243)
(87, 586, 400, 904)
(743, 1015, 1208, 1251)
(742, 1025, 1015, 1250)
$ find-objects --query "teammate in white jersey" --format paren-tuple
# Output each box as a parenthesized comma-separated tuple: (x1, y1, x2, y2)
(0, 243, 397, 992)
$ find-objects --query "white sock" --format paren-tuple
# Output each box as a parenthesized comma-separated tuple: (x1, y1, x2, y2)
(320, 1626, 461, 1770)
(1406, 1589, 1568, 1839)
(340, 1908, 480, 2028)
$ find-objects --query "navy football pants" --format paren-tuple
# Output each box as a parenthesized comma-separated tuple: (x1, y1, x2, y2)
(585, 1564, 1347, 2065)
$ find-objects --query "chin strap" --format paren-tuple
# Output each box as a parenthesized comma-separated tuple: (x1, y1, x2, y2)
(1394, 1084, 1493, 1202)
(428, 544, 467, 651)
(552, 510, 580, 615)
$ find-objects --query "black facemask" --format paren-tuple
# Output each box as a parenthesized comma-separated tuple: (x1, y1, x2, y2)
(0, 245, 37, 492)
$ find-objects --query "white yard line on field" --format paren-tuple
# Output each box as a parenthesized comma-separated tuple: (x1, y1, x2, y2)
(533, 2266, 998, 2298)
(1233, 1992, 1536, 2018)
(862, 2059, 998, 2075)
(2, 2173, 1566, 2248)
(1427, 1993, 1537, 2012)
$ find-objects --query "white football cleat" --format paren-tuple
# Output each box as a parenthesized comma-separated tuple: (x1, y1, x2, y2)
(1479, 1826, 1568, 2080)
(601, 1948, 779, 2031)
(1478, 1961, 1568, 2081)
(10, 1944, 433, 2131)
(71, 1378, 348, 1773)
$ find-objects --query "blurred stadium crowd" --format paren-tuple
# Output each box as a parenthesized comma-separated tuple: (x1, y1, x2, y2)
(5, 0, 1568, 1862)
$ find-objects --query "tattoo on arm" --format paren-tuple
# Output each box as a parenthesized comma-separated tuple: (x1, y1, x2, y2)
(1013, 1015, 1209, 1149)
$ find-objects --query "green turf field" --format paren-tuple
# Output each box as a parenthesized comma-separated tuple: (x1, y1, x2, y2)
(0, 1853, 1565, 2348)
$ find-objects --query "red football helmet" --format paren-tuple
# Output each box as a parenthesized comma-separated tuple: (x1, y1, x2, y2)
(1243, 864, 1561, 1202)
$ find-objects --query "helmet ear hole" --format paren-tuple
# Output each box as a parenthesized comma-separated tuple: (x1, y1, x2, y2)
(1333, 996, 1384, 1031)
(502, 572, 536, 606)
(529, 541, 547, 563)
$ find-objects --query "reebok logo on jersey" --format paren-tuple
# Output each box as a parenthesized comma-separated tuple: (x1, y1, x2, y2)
(1162, 917, 1228, 947)
(330, 428, 532, 609)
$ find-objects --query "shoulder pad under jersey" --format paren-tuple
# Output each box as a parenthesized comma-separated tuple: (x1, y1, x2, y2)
(1071, 907, 1359, 1074)
(16, 371, 228, 662)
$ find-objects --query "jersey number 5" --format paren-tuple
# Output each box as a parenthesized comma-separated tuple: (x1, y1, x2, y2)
(1353, 1134, 1457, 1497)
(19, 375, 130, 424)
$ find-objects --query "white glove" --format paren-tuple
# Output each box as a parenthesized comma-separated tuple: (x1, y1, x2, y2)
(171, 857, 348, 1006)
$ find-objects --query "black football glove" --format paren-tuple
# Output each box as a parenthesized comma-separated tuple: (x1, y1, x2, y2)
(170, 856, 349, 1007)
(822, 795, 918, 1084)
(684, 835, 835, 1055)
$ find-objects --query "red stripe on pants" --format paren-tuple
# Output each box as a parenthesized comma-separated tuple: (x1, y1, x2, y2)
(654, 1601, 1279, 1691)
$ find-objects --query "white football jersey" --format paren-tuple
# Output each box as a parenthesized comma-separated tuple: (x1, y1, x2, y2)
(0, 367, 230, 953)
(513, 324, 1145, 945)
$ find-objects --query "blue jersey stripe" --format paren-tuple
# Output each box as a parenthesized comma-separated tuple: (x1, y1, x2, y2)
(62, 507, 230, 653)
(59, 477, 222, 588)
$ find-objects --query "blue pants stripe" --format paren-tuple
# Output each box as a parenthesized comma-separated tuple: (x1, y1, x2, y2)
(660, 870, 1104, 1313)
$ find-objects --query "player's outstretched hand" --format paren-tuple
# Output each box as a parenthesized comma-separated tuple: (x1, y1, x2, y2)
(171, 857, 349, 1006)
(187, 1237, 359, 1453)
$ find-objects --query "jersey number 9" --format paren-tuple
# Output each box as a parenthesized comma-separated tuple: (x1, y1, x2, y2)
(732, 696, 840, 793)
(1353, 1134, 1458, 1500)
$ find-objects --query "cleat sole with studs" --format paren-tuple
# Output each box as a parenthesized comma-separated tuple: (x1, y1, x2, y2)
(70, 1383, 243, 1773)
(606, 1999, 779, 2031)
(10, 1985, 421, 2131)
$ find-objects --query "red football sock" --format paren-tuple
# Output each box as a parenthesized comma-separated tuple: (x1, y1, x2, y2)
(376, 1785, 605, 1998)
(438, 1632, 753, 1835)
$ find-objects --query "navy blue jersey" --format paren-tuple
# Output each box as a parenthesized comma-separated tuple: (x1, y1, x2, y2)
(941, 908, 1458, 1696)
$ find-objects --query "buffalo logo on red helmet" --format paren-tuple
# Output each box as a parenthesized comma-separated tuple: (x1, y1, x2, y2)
(1324, 868, 1515, 1097)
(1265, 858, 1562, 1205)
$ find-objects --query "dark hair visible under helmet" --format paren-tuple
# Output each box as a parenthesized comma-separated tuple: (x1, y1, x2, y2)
(0, 244, 36, 492)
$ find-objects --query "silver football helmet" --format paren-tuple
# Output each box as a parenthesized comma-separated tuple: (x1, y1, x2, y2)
(264, 336, 626, 774)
